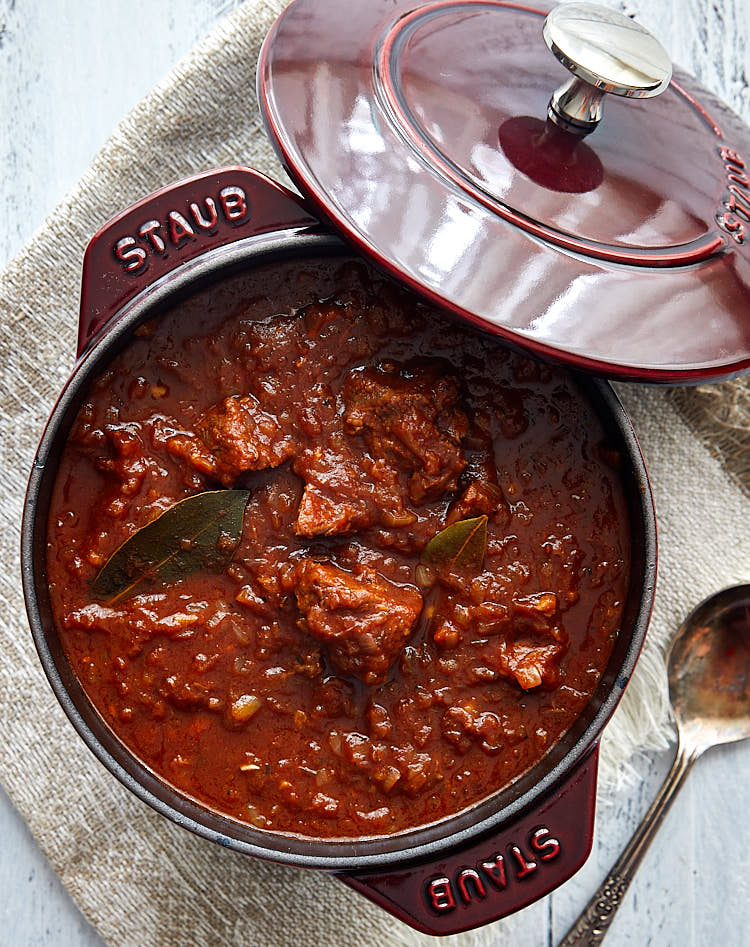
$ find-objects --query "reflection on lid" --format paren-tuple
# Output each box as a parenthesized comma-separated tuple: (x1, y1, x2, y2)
(498, 116, 604, 195)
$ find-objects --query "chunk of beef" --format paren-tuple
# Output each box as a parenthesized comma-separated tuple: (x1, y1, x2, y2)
(447, 411, 508, 525)
(447, 480, 500, 523)
(292, 437, 415, 537)
(343, 362, 468, 504)
(292, 559, 423, 684)
(432, 600, 512, 652)
(495, 593, 568, 690)
(72, 412, 151, 500)
(441, 702, 519, 755)
(162, 429, 219, 481)
(540, 531, 584, 610)
(164, 395, 295, 485)
(197, 395, 295, 482)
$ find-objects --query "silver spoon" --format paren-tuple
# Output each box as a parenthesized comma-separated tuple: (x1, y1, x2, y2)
(559, 584, 750, 946)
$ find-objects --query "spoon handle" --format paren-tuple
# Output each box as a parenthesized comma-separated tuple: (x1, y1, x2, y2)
(557, 738, 698, 946)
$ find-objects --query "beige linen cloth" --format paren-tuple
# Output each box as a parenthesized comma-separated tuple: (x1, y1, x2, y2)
(1, 1, 749, 944)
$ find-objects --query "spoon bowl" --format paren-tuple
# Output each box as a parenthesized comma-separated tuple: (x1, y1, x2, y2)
(668, 584, 750, 749)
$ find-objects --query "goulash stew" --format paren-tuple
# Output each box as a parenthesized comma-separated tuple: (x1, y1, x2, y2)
(47, 259, 629, 838)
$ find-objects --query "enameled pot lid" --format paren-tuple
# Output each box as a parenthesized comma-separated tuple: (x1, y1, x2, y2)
(258, 0, 750, 381)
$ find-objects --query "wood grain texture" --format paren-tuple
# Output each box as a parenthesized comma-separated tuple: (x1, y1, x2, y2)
(1, 0, 749, 945)
(0, 0, 244, 267)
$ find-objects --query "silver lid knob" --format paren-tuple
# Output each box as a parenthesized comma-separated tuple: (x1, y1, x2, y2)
(543, 2, 672, 135)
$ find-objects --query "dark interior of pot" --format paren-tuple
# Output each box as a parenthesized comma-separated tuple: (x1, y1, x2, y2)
(22, 233, 655, 870)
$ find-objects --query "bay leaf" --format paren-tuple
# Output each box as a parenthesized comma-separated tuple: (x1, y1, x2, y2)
(92, 489, 250, 604)
(421, 514, 488, 574)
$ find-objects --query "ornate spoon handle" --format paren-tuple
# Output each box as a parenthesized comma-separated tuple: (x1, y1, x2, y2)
(558, 738, 699, 946)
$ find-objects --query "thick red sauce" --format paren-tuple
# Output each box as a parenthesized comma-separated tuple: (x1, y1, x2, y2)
(47, 259, 629, 838)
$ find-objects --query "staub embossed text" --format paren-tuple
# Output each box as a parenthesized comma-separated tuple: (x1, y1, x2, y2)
(717, 146, 750, 243)
(113, 185, 249, 274)
(425, 826, 561, 914)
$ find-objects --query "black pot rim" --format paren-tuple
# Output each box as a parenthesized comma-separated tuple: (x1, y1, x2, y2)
(21, 230, 657, 871)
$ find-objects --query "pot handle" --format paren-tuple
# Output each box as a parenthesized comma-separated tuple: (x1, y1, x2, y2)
(337, 745, 600, 936)
(77, 167, 321, 358)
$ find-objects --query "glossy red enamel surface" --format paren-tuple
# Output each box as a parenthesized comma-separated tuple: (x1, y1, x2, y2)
(78, 167, 319, 358)
(258, 0, 750, 380)
(340, 746, 599, 935)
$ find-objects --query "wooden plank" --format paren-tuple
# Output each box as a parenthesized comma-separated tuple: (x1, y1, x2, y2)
(0, 0, 244, 269)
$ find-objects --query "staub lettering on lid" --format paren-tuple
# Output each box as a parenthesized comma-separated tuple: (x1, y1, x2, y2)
(425, 826, 561, 914)
(113, 185, 250, 275)
(717, 146, 750, 244)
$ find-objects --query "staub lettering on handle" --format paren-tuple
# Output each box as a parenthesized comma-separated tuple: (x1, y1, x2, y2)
(113, 186, 250, 274)
(717, 146, 750, 244)
(425, 826, 561, 914)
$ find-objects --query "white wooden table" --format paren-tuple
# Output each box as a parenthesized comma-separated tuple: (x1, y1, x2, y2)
(1, 1, 749, 944)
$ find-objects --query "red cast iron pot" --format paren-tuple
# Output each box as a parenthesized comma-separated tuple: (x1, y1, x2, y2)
(21, 166, 656, 936)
